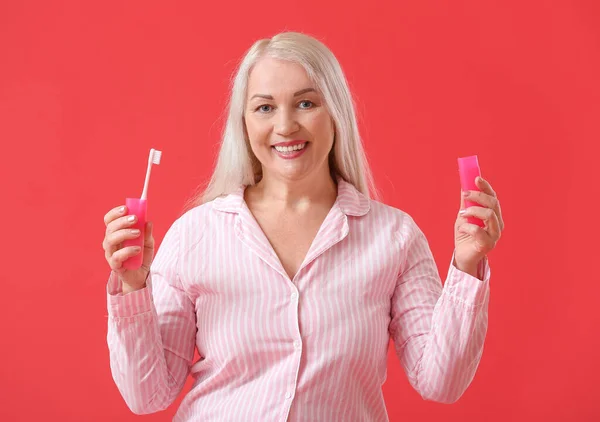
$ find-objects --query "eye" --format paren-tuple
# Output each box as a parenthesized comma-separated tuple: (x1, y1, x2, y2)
(299, 100, 314, 109)
(256, 104, 273, 113)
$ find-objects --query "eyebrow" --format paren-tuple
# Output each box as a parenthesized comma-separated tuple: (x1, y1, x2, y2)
(249, 88, 317, 101)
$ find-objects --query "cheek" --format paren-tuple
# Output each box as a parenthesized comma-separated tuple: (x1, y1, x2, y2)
(244, 119, 271, 160)
(309, 113, 335, 142)
(245, 117, 268, 143)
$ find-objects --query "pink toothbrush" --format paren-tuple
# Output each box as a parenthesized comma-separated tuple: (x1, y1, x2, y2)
(457, 155, 485, 228)
(122, 148, 162, 270)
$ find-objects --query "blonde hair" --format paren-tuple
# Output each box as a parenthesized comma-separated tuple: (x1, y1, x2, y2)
(182, 31, 379, 213)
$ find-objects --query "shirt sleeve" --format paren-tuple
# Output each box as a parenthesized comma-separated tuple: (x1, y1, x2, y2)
(106, 218, 197, 414)
(388, 216, 491, 404)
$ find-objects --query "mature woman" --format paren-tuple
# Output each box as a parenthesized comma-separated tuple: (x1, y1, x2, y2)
(102, 31, 504, 421)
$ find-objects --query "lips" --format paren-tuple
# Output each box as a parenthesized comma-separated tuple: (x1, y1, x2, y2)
(272, 142, 308, 159)
(271, 140, 308, 147)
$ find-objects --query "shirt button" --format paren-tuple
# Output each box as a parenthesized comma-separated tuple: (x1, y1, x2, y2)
(291, 292, 298, 301)
(285, 392, 292, 399)
(293, 340, 302, 349)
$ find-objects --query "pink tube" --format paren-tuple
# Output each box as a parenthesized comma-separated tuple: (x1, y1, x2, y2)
(122, 197, 147, 270)
(457, 155, 485, 228)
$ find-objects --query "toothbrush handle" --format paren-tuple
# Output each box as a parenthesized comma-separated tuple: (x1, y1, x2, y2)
(457, 155, 485, 228)
(122, 198, 147, 270)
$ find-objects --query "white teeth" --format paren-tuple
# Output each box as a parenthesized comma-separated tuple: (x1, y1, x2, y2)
(274, 143, 306, 153)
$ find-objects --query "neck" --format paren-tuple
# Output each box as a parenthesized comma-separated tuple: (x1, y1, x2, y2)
(252, 171, 337, 212)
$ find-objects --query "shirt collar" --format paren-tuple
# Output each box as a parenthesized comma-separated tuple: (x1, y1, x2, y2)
(212, 176, 370, 217)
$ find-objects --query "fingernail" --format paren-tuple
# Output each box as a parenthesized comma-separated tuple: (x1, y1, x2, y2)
(128, 215, 135, 222)
(119, 206, 125, 213)
(462, 191, 470, 197)
(459, 209, 466, 215)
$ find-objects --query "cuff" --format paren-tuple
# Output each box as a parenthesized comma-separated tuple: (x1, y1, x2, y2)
(444, 250, 491, 308)
(106, 271, 153, 317)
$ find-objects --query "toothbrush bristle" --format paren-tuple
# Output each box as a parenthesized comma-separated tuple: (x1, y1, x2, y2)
(152, 149, 162, 165)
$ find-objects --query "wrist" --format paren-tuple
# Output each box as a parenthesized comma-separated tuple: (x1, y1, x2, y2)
(453, 258, 480, 279)
(122, 282, 146, 295)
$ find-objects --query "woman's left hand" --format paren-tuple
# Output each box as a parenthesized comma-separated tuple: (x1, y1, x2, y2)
(454, 176, 504, 270)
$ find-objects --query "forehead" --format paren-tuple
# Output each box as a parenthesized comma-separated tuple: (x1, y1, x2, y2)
(247, 57, 313, 94)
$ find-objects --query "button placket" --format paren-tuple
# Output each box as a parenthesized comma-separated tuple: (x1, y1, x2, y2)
(284, 286, 301, 408)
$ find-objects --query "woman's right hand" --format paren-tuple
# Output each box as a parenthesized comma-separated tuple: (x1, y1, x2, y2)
(103, 205, 155, 293)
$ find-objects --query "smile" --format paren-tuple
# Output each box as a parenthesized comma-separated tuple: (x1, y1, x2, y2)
(271, 142, 308, 159)
(273, 142, 307, 153)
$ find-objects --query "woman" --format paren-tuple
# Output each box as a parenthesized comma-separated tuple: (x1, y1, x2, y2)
(102, 31, 504, 421)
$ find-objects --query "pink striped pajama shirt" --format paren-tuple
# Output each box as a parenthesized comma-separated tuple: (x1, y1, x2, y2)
(106, 177, 491, 421)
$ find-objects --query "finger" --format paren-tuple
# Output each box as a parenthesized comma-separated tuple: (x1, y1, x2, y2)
(475, 176, 497, 197)
(465, 188, 504, 232)
(142, 221, 155, 268)
(495, 200, 504, 232)
(104, 205, 127, 227)
(460, 206, 501, 239)
(144, 221, 153, 244)
(463, 189, 498, 209)
(106, 213, 138, 237)
(104, 227, 142, 258)
(461, 178, 504, 234)
(110, 242, 123, 262)
(458, 222, 494, 252)
(475, 177, 504, 230)
(109, 227, 142, 248)
(109, 245, 143, 272)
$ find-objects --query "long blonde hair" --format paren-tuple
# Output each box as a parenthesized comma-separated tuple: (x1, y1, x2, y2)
(182, 31, 379, 214)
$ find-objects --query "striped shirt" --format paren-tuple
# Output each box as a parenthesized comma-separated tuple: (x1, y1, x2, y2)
(106, 177, 491, 421)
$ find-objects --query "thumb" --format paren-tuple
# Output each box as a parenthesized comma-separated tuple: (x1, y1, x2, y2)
(145, 221, 154, 244)
(142, 221, 155, 269)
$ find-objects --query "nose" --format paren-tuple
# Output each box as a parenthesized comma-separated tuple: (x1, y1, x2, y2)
(274, 108, 300, 136)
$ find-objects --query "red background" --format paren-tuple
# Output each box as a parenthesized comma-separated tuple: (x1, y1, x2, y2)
(1, 1, 599, 420)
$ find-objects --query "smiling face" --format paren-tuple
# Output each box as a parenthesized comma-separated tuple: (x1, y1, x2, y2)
(244, 57, 336, 184)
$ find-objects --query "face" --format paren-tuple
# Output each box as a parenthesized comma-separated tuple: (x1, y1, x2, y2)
(244, 57, 335, 183)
